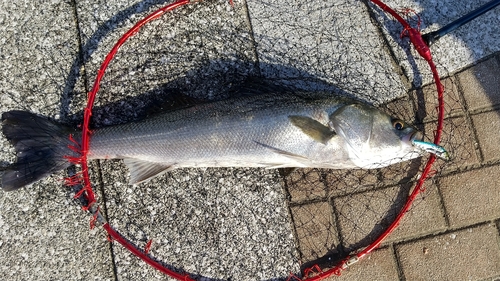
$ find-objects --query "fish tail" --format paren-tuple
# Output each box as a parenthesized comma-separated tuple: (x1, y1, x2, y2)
(1, 111, 79, 191)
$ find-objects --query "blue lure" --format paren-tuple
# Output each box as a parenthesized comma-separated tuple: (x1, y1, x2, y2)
(412, 140, 450, 160)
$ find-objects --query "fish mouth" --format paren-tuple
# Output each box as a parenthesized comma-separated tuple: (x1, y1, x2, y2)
(402, 130, 423, 144)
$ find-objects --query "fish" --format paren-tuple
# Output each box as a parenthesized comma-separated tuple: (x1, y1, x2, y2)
(0, 90, 448, 191)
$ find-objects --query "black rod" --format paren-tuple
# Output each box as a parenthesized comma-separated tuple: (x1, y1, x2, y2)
(422, 0, 500, 46)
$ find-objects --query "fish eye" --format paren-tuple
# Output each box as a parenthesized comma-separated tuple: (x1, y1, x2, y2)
(392, 119, 405, 130)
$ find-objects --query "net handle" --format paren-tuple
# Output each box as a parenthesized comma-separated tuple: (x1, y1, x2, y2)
(301, 0, 445, 279)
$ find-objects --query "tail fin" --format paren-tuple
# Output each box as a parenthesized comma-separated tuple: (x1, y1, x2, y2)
(1, 111, 79, 191)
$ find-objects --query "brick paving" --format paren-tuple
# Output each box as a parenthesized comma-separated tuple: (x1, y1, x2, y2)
(458, 58, 500, 113)
(396, 224, 500, 281)
(332, 247, 400, 281)
(440, 164, 500, 228)
(472, 110, 500, 163)
(287, 54, 500, 280)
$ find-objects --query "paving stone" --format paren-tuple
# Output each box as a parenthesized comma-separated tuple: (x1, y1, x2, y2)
(290, 201, 338, 263)
(332, 180, 445, 249)
(471, 109, 500, 162)
(412, 76, 464, 122)
(75, 0, 258, 122)
(397, 224, 500, 281)
(420, 116, 479, 171)
(458, 57, 500, 112)
(0, 174, 114, 281)
(387, 182, 447, 243)
(333, 185, 410, 252)
(377, 157, 425, 188)
(326, 247, 399, 281)
(247, 0, 407, 104)
(380, 95, 416, 125)
(326, 169, 380, 197)
(439, 164, 500, 228)
(0, 1, 83, 119)
(0, 1, 114, 280)
(285, 168, 327, 203)
(101, 162, 298, 280)
(373, 0, 500, 87)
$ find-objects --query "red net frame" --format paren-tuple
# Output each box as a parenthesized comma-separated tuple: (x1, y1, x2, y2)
(70, 0, 445, 280)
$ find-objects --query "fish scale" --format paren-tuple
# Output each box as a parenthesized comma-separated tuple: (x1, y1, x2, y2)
(88, 93, 349, 168)
(1, 90, 447, 191)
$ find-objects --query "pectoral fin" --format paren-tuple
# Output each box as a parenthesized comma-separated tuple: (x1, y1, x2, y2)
(289, 115, 335, 144)
(123, 158, 175, 184)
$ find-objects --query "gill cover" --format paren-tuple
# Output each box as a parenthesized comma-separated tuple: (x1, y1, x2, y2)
(329, 103, 374, 154)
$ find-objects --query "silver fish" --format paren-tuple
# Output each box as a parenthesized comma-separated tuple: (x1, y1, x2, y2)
(0, 91, 446, 191)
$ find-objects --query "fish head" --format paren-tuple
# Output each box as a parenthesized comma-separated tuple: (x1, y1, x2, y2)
(329, 103, 422, 168)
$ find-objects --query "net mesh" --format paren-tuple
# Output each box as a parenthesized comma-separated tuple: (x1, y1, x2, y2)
(0, 0, 475, 280)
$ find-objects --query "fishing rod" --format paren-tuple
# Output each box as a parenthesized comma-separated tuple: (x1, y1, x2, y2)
(422, 0, 500, 46)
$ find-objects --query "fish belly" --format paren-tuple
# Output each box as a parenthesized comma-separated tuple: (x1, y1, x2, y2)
(87, 98, 354, 169)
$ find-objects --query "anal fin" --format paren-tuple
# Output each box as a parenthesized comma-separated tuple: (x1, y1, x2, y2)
(123, 158, 175, 185)
(254, 141, 311, 167)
